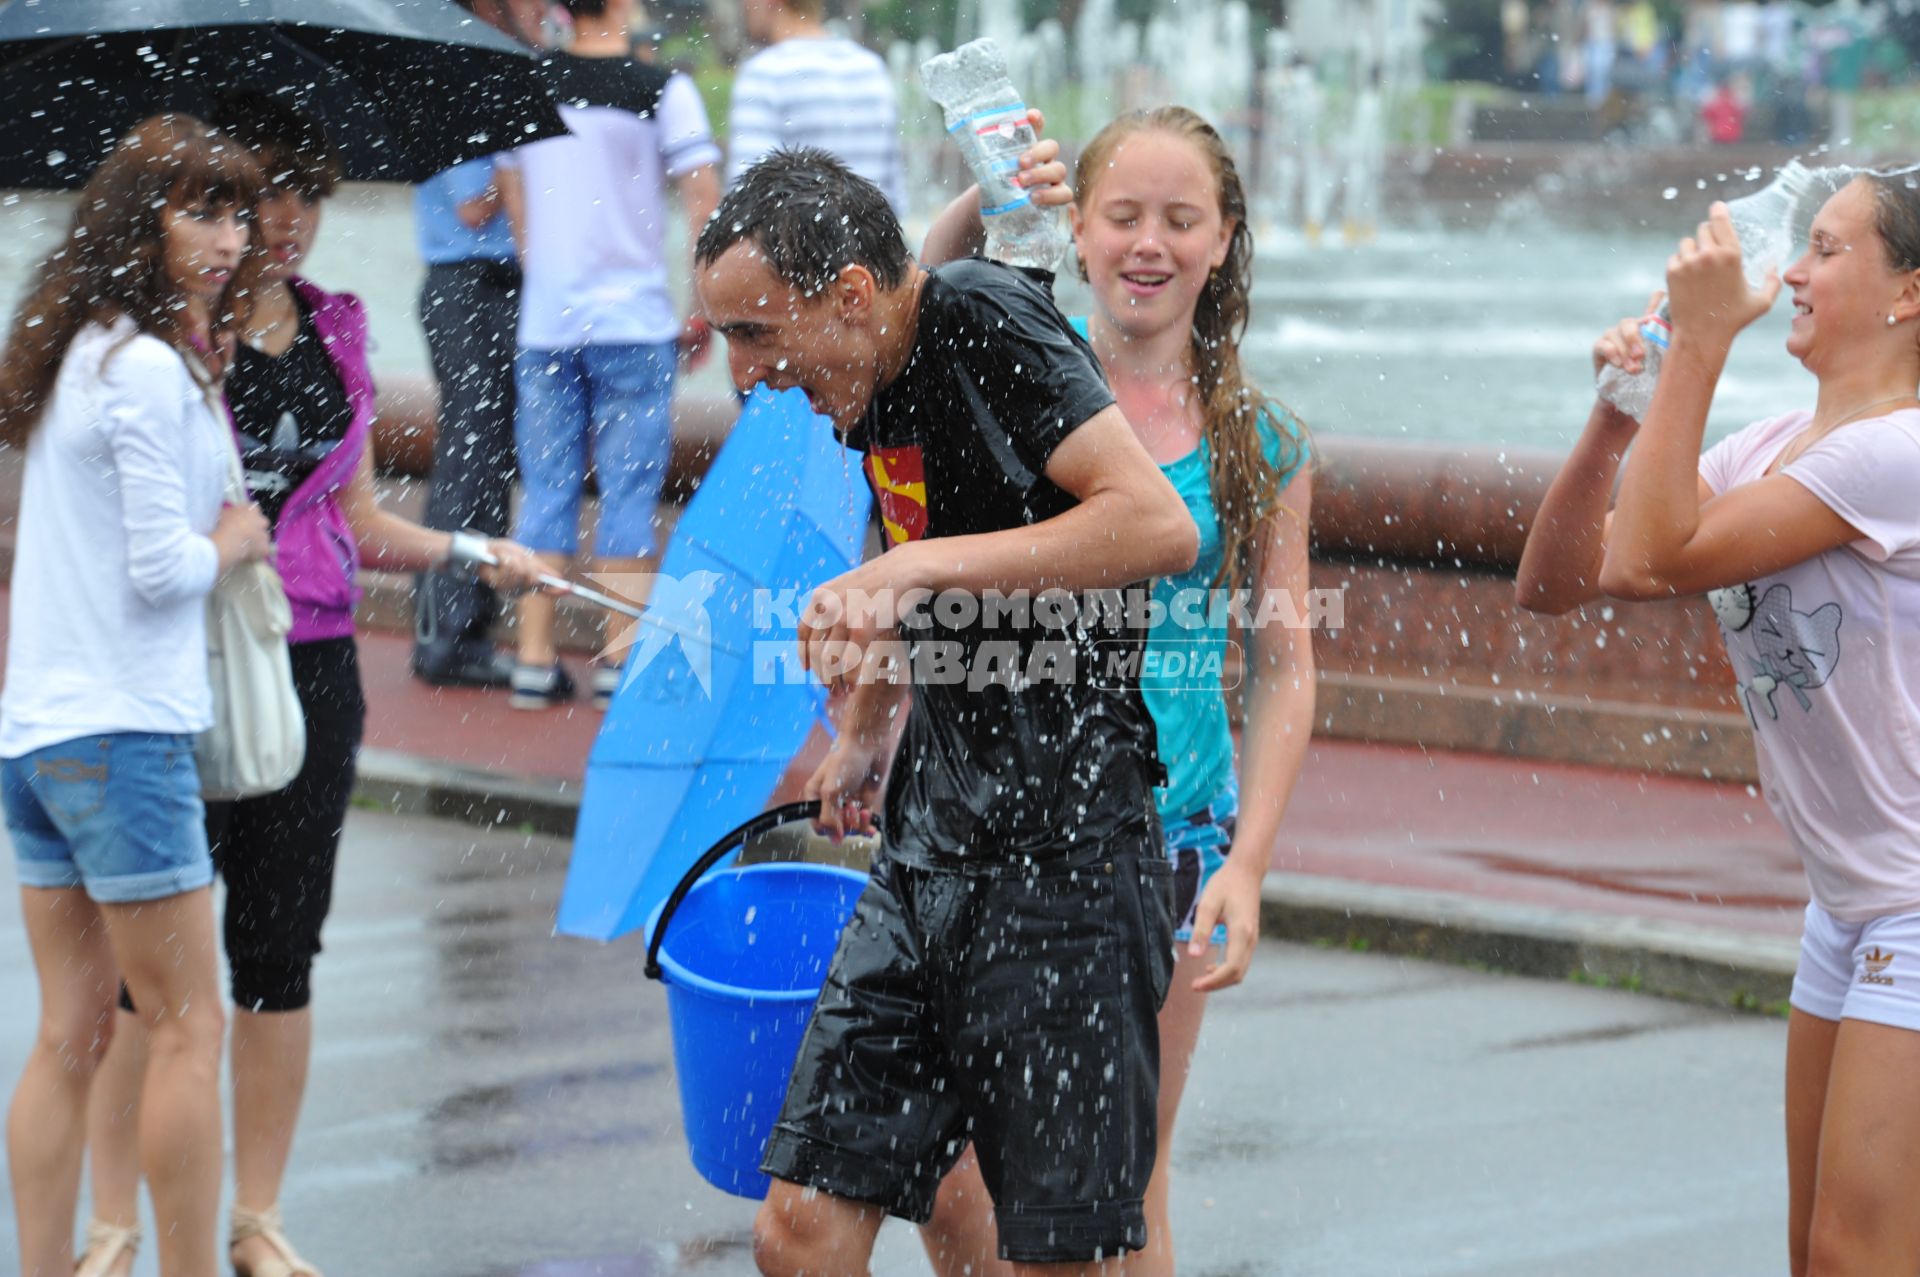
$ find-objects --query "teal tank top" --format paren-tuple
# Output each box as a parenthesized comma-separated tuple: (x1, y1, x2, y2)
(1069, 316, 1306, 819)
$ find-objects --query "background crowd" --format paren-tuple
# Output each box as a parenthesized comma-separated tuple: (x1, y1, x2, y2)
(1487, 0, 1913, 143)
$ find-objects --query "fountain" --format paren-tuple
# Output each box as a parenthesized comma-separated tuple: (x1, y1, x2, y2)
(888, 0, 1429, 245)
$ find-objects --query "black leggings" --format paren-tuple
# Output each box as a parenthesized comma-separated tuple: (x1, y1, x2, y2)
(121, 638, 366, 1015)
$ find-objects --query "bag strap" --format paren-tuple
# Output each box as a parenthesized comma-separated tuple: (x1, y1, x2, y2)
(194, 373, 250, 506)
(220, 429, 248, 505)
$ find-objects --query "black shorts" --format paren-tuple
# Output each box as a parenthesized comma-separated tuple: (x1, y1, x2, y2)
(760, 838, 1177, 1264)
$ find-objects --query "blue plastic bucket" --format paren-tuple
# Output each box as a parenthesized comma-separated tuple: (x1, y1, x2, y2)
(646, 810, 866, 1199)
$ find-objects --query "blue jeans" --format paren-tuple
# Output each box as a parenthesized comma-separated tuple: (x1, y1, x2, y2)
(4, 732, 213, 903)
(513, 342, 676, 558)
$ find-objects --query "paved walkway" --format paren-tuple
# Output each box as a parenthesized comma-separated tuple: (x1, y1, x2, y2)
(0, 806, 1795, 1277)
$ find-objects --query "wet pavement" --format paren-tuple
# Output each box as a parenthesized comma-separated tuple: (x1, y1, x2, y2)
(4, 805, 1791, 1276)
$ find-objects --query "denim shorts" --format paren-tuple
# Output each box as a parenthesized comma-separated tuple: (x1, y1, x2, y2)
(3, 732, 213, 904)
(513, 342, 676, 558)
(1163, 783, 1238, 944)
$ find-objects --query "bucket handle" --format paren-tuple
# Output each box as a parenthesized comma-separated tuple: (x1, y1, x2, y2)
(644, 800, 824, 981)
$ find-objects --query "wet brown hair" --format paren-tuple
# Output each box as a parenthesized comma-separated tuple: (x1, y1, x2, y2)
(0, 114, 264, 447)
(1073, 106, 1309, 590)
(1864, 170, 1920, 274)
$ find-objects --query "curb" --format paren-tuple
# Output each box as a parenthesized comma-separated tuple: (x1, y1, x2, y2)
(1261, 873, 1798, 1015)
(354, 748, 582, 838)
(354, 749, 1800, 1016)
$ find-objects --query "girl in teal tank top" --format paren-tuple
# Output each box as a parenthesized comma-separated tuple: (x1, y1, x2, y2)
(920, 107, 1319, 1277)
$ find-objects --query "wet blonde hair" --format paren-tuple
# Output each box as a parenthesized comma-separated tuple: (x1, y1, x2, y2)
(1074, 105, 1308, 589)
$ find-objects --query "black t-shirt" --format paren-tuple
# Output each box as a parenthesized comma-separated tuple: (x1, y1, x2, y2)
(228, 294, 353, 526)
(848, 258, 1163, 865)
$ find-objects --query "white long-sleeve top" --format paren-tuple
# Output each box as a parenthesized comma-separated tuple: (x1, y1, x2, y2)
(0, 319, 228, 758)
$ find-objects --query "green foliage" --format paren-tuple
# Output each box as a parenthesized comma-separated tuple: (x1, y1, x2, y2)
(1726, 989, 1791, 1018)
(1568, 967, 1645, 993)
(863, 0, 959, 45)
(1426, 0, 1507, 83)
(1396, 80, 1511, 147)
(1850, 86, 1920, 144)
(658, 32, 734, 134)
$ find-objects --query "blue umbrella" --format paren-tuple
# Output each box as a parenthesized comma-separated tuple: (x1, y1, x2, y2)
(557, 386, 872, 942)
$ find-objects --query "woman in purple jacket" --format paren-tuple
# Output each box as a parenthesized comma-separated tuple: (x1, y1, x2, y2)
(73, 97, 549, 1277)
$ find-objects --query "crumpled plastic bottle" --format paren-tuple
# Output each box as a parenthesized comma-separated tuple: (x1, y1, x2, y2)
(921, 38, 1068, 273)
(1597, 160, 1820, 421)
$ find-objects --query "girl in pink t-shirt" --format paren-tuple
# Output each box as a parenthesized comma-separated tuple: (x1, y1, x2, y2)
(1518, 174, 1920, 1274)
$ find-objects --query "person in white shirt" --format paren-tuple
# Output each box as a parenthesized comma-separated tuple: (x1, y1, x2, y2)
(0, 115, 272, 1277)
(496, 0, 722, 710)
(1518, 173, 1920, 1273)
(726, 0, 907, 219)
(1720, 0, 1763, 68)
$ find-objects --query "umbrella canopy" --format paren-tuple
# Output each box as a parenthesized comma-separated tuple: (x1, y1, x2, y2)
(0, 0, 567, 188)
(558, 387, 873, 943)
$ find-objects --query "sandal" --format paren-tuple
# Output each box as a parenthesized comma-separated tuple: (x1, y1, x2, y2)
(230, 1203, 323, 1277)
(74, 1218, 140, 1277)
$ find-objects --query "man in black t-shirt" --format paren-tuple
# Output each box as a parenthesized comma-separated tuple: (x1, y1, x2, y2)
(694, 149, 1198, 1273)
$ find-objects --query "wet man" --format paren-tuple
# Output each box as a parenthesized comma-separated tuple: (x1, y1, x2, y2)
(693, 148, 1199, 1276)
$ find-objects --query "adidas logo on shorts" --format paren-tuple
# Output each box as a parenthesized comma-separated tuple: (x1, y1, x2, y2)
(1861, 947, 1896, 987)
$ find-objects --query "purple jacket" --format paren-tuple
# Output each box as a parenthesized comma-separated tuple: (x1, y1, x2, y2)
(245, 278, 376, 646)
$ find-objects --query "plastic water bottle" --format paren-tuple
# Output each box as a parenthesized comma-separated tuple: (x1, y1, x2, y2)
(921, 39, 1067, 273)
(1598, 160, 1820, 420)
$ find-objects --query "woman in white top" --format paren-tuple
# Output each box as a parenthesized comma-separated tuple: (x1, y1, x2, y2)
(1519, 174, 1920, 1273)
(0, 117, 272, 1277)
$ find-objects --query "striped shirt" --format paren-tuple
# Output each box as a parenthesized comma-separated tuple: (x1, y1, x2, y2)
(726, 37, 907, 217)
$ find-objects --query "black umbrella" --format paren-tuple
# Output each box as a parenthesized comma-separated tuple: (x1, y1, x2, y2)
(0, 0, 568, 188)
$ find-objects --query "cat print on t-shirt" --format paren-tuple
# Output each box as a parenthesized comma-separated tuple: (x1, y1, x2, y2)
(1694, 409, 1920, 920)
(1710, 582, 1844, 725)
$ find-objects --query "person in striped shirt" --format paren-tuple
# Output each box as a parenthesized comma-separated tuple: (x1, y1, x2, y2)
(726, 0, 907, 219)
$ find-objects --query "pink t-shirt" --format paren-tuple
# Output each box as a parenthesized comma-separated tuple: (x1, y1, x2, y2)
(1699, 410, 1920, 921)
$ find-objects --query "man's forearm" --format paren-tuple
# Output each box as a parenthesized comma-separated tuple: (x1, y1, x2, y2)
(456, 187, 501, 230)
(896, 488, 1195, 597)
(495, 166, 527, 256)
(839, 668, 910, 747)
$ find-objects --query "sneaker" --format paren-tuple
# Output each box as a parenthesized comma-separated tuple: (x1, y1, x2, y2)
(509, 661, 576, 710)
(592, 664, 625, 711)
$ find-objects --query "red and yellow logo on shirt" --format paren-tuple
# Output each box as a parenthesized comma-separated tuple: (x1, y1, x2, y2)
(866, 445, 928, 544)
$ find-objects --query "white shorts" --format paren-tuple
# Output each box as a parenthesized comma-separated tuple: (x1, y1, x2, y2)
(1790, 901, 1920, 1032)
